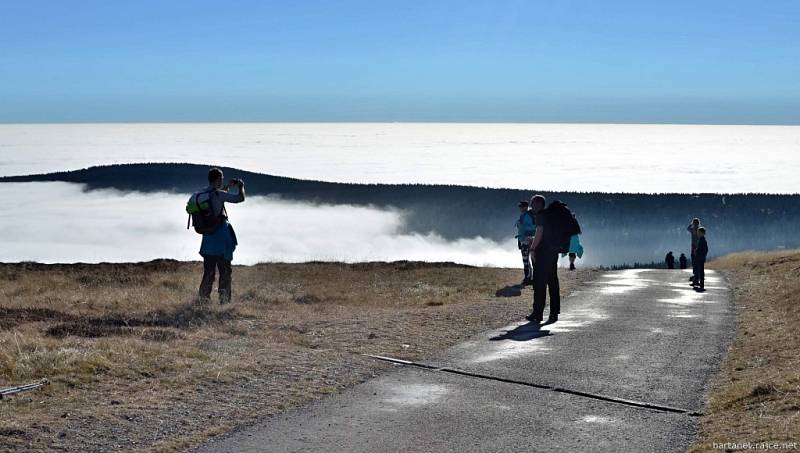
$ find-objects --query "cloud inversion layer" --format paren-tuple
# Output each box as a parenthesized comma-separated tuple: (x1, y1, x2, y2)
(1, 182, 519, 267)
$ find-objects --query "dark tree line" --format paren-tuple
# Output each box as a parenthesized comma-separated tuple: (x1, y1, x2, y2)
(3, 163, 798, 265)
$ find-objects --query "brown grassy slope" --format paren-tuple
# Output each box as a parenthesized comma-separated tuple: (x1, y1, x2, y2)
(0, 261, 596, 452)
(691, 251, 800, 451)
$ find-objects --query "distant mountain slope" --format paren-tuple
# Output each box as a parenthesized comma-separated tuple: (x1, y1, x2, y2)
(3, 163, 799, 264)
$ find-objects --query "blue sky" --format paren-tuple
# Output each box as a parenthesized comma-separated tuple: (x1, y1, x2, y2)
(1, 1, 798, 124)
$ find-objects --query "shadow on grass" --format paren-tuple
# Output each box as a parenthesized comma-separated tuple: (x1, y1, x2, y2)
(0, 307, 80, 329)
(14, 302, 243, 339)
(495, 284, 524, 297)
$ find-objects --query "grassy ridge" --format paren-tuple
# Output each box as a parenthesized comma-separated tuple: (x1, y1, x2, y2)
(691, 251, 800, 450)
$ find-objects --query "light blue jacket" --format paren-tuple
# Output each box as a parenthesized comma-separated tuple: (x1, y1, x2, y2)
(197, 185, 244, 261)
(515, 211, 536, 241)
(561, 234, 584, 258)
(200, 221, 238, 261)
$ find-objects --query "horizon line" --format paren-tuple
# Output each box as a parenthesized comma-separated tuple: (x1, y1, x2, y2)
(2, 120, 800, 127)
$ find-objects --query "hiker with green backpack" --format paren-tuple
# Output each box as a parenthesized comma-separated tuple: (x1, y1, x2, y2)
(186, 168, 246, 304)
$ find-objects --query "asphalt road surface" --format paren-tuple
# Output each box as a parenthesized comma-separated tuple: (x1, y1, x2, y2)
(197, 269, 734, 453)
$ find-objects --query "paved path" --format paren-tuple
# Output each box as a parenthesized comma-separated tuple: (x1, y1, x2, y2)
(198, 269, 734, 453)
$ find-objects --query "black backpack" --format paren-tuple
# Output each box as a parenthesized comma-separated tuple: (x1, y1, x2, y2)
(546, 200, 581, 253)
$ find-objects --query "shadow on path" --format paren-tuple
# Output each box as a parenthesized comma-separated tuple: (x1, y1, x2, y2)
(489, 321, 551, 342)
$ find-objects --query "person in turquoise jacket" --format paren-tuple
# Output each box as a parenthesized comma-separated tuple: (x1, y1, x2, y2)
(515, 200, 536, 285)
(197, 168, 246, 304)
(561, 234, 584, 270)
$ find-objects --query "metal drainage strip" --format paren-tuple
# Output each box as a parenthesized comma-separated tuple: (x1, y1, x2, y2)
(364, 355, 702, 417)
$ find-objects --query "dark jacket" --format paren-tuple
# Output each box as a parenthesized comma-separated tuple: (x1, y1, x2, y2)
(696, 237, 709, 259)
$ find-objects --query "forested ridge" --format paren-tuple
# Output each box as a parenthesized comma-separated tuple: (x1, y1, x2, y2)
(3, 163, 797, 264)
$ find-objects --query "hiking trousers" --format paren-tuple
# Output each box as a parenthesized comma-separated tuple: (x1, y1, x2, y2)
(695, 257, 706, 288)
(519, 239, 533, 281)
(199, 254, 232, 303)
(532, 248, 560, 319)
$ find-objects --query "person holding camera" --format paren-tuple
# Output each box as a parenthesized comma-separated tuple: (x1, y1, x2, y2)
(198, 167, 246, 304)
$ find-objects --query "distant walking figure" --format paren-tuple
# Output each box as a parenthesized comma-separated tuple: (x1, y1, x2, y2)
(665, 251, 675, 269)
(188, 168, 246, 304)
(687, 218, 702, 284)
(562, 234, 584, 270)
(515, 201, 536, 286)
(692, 227, 709, 291)
(679, 253, 688, 270)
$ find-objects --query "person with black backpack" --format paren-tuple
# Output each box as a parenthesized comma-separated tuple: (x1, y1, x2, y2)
(527, 195, 581, 324)
(187, 167, 246, 304)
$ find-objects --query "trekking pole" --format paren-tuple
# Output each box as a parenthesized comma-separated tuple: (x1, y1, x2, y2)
(0, 379, 49, 399)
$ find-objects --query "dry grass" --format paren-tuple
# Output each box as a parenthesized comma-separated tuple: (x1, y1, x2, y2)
(0, 260, 594, 451)
(691, 250, 800, 451)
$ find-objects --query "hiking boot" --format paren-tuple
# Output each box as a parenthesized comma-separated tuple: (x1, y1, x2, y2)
(569, 263, 576, 271)
(521, 278, 533, 287)
(219, 290, 231, 305)
(525, 313, 542, 323)
(547, 314, 558, 324)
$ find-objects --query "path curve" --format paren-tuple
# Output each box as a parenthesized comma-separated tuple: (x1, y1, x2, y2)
(197, 269, 734, 453)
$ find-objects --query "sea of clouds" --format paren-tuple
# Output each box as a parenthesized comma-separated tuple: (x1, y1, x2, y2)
(1, 182, 521, 267)
(2, 123, 799, 193)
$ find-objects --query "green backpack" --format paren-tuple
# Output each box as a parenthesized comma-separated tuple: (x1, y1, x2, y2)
(186, 190, 223, 234)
